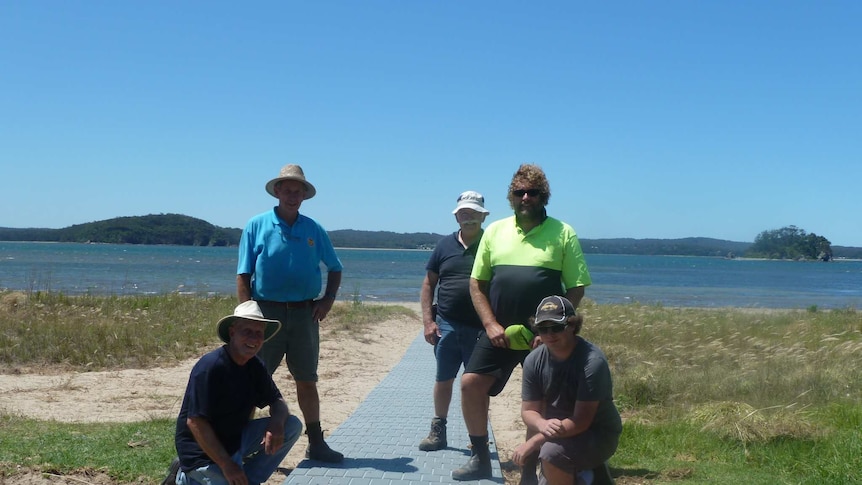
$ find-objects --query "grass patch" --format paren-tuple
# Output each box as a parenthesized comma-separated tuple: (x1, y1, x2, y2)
(0, 291, 416, 371)
(325, 301, 416, 335)
(0, 411, 175, 482)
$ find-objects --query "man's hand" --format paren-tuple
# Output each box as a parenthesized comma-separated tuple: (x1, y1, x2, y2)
(512, 435, 543, 466)
(538, 418, 565, 439)
(530, 334, 542, 349)
(262, 429, 284, 455)
(221, 460, 248, 485)
(424, 320, 441, 345)
(486, 322, 508, 348)
(313, 297, 334, 321)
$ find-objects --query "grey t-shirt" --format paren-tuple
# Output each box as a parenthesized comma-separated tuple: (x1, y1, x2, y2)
(522, 338, 623, 434)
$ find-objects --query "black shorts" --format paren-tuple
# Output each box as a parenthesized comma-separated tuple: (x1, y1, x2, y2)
(463, 332, 530, 396)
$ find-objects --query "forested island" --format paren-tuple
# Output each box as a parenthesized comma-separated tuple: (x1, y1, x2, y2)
(2, 214, 861, 259)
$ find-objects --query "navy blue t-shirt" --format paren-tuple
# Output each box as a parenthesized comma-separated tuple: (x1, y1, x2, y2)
(426, 231, 483, 328)
(175, 346, 282, 472)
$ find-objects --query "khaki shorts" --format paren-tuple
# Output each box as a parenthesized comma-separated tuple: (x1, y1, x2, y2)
(256, 300, 320, 381)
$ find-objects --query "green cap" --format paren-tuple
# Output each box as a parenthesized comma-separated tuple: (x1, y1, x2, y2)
(504, 324, 535, 350)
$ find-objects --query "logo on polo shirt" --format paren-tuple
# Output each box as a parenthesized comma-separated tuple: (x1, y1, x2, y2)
(308, 238, 315, 247)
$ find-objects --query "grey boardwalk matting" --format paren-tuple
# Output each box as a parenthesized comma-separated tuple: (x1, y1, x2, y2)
(282, 331, 504, 485)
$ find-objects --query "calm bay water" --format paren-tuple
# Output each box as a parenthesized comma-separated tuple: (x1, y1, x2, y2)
(1, 241, 861, 309)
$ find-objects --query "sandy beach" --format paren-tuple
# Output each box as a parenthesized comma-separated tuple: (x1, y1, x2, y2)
(0, 302, 526, 484)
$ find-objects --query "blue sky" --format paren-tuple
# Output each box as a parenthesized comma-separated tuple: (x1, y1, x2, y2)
(2, 1, 860, 246)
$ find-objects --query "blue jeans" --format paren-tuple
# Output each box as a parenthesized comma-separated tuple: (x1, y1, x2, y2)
(434, 315, 484, 381)
(177, 415, 302, 485)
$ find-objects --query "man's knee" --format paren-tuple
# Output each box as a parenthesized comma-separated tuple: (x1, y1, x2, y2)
(295, 380, 318, 392)
(539, 459, 572, 485)
(460, 373, 493, 396)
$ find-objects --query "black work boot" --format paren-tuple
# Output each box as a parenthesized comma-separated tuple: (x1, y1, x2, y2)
(518, 452, 539, 485)
(452, 435, 492, 481)
(418, 417, 448, 451)
(305, 421, 344, 463)
(592, 461, 615, 485)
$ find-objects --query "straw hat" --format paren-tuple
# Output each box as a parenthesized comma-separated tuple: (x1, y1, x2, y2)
(216, 300, 282, 343)
(265, 164, 317, 199)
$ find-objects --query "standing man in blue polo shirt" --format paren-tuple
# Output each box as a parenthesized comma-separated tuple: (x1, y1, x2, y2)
(237, 164, 344, 463)
(418, 191, 489, 451)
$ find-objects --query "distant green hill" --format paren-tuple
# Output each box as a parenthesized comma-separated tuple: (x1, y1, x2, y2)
(2, 214, 861, 258)
(0, 214, 241, 246)
(581, 237, 751, 257)
(328, 229, 444, 250)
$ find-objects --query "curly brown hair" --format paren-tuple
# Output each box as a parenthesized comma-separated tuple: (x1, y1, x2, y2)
(508, 163, 551, 207)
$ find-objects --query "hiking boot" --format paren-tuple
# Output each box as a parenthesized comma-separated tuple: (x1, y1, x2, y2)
(418, 417, 447, 451)
(305, 440, 344, 463)
(452, 449, 492, 481)
(160, 457, 180, 485)
(592, 461, 615, 485)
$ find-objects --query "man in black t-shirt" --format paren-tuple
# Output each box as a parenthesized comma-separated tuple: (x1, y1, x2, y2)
(162, 301, 303, 485)
(418, 191, 489, 451)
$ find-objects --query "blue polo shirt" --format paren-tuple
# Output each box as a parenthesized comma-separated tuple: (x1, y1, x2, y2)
(237, 208, 343, 302)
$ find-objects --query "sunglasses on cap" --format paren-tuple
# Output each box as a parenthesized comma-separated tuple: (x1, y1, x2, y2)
(512, 189, 541, 197)
(535, 323, 568, 335)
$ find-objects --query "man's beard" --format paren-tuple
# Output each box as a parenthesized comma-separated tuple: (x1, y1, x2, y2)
(514, 201, 544, 222)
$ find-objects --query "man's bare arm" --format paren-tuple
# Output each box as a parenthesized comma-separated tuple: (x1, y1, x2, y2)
(237, 274, 252, 303)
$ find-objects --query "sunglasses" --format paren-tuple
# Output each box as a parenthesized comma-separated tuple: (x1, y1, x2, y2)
(512, 189, 541, 198)
(535, 323, 567, 335)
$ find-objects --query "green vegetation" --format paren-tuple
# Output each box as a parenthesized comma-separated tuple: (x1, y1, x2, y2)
(328, 229, 444, 249)
(0, 214, 240, 246)
(581, 237, 752, 257)
(0, 292, 411, 370)
(0, 414, 176, 483)
(580, 300, 862, 484)
(1, 291, 860, 483)
(4, 215, 862, 258)
(747, 225, 833, 261)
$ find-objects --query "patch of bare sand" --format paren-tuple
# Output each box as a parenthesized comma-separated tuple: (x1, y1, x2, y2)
(0, 302, 527, 484)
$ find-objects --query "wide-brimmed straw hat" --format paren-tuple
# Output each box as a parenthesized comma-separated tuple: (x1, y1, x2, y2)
(265, 164, 317, 199)
(216, 300, 282, 343)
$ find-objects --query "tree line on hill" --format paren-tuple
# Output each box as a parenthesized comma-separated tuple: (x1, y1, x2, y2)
(747, 225, 834, 261)
(1, 216, 861, 259)
(0, 214, 240, 246)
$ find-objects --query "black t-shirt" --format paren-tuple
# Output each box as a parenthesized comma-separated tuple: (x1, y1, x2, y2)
(175, 346, 282, 471)
(426, 231, 483, 327)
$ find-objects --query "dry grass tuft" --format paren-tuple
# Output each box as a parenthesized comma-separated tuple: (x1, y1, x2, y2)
(0, 292, 28, 312)
(688, 401, 819, 443)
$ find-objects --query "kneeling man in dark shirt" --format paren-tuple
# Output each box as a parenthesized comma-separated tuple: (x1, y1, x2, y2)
(164, 300, 303, 485)
(513, 296, 622, 485)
